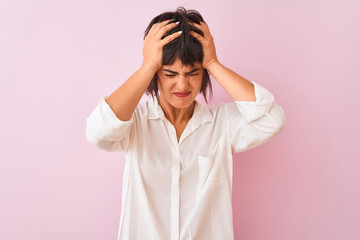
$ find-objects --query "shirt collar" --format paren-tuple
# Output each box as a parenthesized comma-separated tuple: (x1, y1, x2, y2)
(147, 97, 213, 127)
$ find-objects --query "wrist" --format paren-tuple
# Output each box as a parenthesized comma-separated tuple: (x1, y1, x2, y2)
(205, 60, 221, 74)
(141, 62, 159, 74)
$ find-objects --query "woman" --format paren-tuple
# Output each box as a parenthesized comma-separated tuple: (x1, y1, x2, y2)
(86, 7, 286, 240)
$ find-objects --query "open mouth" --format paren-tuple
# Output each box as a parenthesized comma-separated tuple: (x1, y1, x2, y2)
(174, 92, 191, 98)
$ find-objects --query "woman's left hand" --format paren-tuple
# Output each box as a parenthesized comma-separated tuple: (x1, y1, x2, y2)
(189, 21, 219, 69)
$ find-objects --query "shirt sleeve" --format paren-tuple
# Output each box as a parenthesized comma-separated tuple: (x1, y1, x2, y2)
(85, 96, 135, 152)
(228, 81, 286, 153)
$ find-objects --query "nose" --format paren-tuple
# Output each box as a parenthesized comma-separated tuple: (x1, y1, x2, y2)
(176, 74, 189, 92)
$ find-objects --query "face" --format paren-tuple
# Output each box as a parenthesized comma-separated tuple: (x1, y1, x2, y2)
(157, 57, 204, 109)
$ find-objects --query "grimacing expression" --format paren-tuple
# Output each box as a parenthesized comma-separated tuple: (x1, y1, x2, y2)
(157, 57, 204, 109)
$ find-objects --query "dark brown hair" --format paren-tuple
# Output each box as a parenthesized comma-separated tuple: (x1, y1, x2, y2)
(144, 6, 213, 103)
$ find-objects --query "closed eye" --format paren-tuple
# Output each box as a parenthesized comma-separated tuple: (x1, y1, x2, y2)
(165, 73, 199, 77)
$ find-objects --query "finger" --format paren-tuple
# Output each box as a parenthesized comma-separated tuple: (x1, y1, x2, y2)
(188, 21, 204, 28)
(161, 30, 182, 46)
(153, 19, 174, 32)
(197, 22, 211, 34)
(199, 22, 211, 33)
(188, 21, 210, 37)
(148, 19, 173, 36)
(189, 30, 204, 43)
(155, 22, 179, 40)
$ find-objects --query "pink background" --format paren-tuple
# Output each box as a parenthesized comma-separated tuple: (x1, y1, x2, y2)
(1, 0, 359, 239)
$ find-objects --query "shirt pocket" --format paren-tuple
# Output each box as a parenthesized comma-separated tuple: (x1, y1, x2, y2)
(197, 153, 226, 194)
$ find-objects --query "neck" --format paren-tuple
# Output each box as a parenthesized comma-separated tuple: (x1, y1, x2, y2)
(158, 96, 195, 124)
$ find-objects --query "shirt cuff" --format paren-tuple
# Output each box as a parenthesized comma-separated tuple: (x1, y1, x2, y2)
(234, 81, 275, 123)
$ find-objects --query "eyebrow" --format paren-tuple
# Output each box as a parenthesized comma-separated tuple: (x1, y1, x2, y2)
(163, 68, 201, 74)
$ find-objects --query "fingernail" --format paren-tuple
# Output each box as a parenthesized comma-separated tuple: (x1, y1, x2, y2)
(174, 21, 179, 25)
(177, 31, 182, 35)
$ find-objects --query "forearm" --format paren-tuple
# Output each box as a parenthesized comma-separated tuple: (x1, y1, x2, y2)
(207, 61, 256, 102)
(105, 64, 157, 121)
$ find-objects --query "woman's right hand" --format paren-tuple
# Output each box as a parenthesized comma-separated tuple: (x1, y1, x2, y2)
(142, 19, 181, 71)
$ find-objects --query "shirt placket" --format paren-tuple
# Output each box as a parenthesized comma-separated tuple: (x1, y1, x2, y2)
(165, 120, 181, 240)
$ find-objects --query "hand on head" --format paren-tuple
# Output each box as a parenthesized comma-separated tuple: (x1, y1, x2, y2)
(142, 19, 219, 71)
(188, 21, 219, 69)
(142, 20, 181, 71)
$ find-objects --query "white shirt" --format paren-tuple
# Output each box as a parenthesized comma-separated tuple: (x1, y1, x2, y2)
(86, 81, 286, 240)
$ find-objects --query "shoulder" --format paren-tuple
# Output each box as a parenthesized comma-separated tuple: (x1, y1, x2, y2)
(195, 101, 240, 126)
(205, 101, 239, 117)
(134, 100, 149, 113)
(132, 98, 159, 120)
